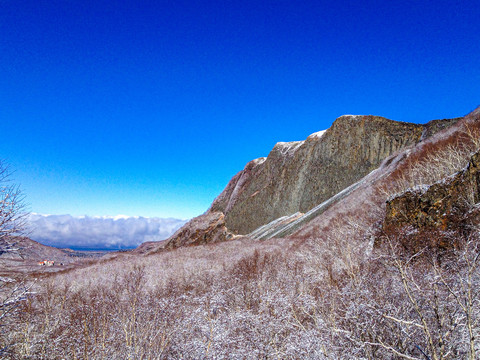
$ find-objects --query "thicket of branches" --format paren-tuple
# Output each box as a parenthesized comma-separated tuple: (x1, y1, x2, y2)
(389, 125, 480, 196)
(0, 217, 477, 359)
(0, 160, 27, 254)
(1, 125, 480, 358)
(0, 160, 30, 357)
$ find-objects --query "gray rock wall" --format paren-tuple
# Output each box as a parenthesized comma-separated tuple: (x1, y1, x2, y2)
(211, 115, 457, 234)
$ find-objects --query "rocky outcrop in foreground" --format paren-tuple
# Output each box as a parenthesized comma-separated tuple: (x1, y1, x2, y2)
(383, 150, 480, 251)
(384, 149, 480, 229)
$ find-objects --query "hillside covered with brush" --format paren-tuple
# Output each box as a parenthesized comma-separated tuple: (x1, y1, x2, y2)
(1, 107, 480, 359)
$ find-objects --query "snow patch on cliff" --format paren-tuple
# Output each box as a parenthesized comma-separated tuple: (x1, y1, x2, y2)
(307, 130, 326, 140)
(275, 140, 304, 156)
(251, 157, 267, 166)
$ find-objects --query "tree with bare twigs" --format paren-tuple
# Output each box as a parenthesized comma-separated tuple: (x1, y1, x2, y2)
(0, 160, 27, 254)
(0, 160, 30, 356)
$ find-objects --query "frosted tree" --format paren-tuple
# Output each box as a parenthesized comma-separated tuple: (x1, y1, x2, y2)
(0, 160, 27, 253)
(0, 160, 29, 357)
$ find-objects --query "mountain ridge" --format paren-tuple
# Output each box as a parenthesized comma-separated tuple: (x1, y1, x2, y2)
(209, 114, 458, 234)
(150, 113, 461, 253)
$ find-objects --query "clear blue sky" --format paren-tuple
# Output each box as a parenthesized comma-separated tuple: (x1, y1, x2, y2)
(1, 0, 479, 219)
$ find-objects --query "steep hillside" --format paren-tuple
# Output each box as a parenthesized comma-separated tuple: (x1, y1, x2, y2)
(0, 236, 111, 275)
(209, 115, 457, 234)
(153, 114, 459, 253)
(385, 150, 480, 231)
(289, 107, 480, 249)
(379, 148, 480, 254)
(0, 236, 73, 262)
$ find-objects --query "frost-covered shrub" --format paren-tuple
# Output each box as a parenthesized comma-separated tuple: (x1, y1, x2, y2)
(2, 211, 479, 359)
(386, 124, 480, 197)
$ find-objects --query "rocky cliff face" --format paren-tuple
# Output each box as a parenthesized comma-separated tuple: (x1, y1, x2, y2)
(379, 107, 480, 253)
(210, 115, 458, 235)
(142, 111, 468, 254)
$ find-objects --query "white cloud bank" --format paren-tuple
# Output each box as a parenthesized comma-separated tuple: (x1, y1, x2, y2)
(28, 214, 187, 250)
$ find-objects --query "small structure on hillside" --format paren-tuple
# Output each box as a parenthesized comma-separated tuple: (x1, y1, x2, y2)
(38, 260, 55, 266)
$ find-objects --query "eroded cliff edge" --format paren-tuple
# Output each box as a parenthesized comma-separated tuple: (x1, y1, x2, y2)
(210, 115, 458, 234)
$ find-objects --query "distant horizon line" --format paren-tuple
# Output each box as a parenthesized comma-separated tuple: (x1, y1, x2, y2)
(29, 212, 191, 221)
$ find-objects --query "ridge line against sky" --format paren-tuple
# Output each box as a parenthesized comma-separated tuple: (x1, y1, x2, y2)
(1, 0, 479, 219)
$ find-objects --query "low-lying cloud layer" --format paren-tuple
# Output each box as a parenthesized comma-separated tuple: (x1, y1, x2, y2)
(28, 214, 187, 250)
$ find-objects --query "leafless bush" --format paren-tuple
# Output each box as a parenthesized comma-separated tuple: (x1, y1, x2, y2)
(0, 160, 30, 357)
(322, 226, 480, 360)
(1, 203, 478, 359)
(0, 160, 28, 255)
(386, 125, 480, 197)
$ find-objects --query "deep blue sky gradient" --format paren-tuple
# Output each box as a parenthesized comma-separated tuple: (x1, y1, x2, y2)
(1, 0, 479, 218)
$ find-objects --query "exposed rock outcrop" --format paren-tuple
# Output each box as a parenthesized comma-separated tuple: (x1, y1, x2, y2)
(384, 150, 480, 233)
(211, 115, 458, 235)
(248, 212, 303, 240)
(156, 212, 235, 252)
